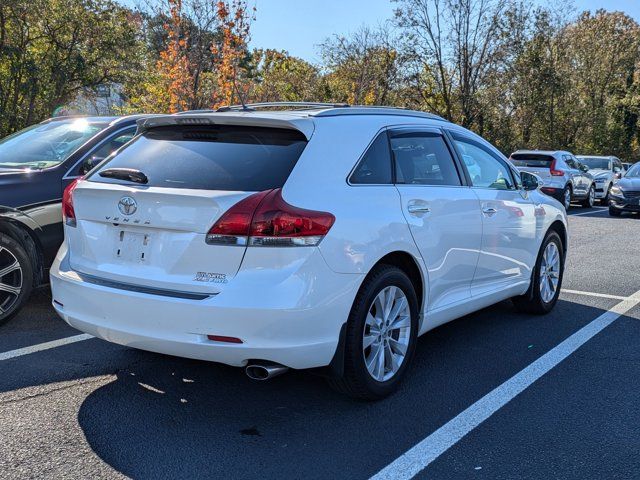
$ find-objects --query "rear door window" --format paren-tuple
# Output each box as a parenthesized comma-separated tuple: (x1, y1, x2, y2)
(565, 156, 578, 169)
(89, 125, 308, 191)
(389, 131, 461, 186)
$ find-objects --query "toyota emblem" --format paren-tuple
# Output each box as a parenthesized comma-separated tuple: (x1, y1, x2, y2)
(118, 196, 137, 216)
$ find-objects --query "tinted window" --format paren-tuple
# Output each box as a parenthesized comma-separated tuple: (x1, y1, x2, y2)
(92, 128, 137, 159)
(510, 153, 554, 168)
(350, 133, 392, 184)
(613, 159, 623, 172)
(90, 125, 307, 191)
(452, 134, 514, 190)
(390, 132, 461, 186)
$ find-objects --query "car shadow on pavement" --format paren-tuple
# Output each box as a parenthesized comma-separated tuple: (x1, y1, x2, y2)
(70, 298, 616, 480)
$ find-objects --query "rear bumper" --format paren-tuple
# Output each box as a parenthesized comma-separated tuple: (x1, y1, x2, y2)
(50, 244, 363, 369)
(539, 186, 565, 203)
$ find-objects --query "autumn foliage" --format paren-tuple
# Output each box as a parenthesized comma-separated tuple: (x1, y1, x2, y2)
(211, 1, 255, 107)
(158, 0, 194, 113)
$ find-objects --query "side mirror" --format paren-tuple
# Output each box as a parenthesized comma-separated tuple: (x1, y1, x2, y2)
(521, 171, 542, 191)
(79, 156, 104, 175)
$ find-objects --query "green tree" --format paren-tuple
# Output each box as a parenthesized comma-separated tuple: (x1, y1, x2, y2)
(0, 0, 142, 135)
(250, 49, 319, 102)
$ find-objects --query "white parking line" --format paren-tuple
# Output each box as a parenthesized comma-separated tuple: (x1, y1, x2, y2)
(370, 289, 640, 480)
(0, 334, 93, 361)
(569, 208, 608, 217)
(561, 289, 627, 301)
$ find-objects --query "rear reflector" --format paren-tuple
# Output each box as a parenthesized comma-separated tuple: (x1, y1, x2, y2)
(206, 188, 335, 247)
(207, 335, 243, 344)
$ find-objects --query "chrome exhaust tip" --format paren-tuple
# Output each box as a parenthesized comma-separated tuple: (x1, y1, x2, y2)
(245, 363, 289, 381)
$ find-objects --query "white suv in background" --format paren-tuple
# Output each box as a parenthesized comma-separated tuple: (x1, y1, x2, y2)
(50, 104, 568, 400)
(510, 150, 595, 210)
(577, 155, 624, 204)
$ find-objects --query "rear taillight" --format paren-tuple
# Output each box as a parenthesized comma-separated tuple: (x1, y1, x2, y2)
(206, 188, 335, 247)
(550, 159, 564, 176)
(205, 190, 271, 245)
(62, 178, 81, 227)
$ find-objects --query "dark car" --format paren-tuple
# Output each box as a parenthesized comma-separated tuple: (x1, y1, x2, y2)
(609, 162, 640, 216)
(0, 115, 151, 325)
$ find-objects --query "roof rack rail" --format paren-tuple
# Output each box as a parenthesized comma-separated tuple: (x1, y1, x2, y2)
(174, 109, 216, 115)
(215, 102, 350, 112)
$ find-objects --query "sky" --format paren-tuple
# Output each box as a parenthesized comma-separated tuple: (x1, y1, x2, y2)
(120, 0, 640, 63)
(249, 0, 640, 62)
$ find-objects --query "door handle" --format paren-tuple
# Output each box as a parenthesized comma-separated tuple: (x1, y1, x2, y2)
(482, 207, 498, 216)
(407, 204, 431, 214)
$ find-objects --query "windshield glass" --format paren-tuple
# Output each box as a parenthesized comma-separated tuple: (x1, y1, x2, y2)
(579, 157, 611, 170)
(0, 119, 108, 169)
(626, 163, 640, 178)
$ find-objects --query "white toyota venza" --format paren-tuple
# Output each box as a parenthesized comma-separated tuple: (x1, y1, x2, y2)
(50, 104, 568, 400)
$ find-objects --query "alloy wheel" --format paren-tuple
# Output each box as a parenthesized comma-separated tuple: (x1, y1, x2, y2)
(0, 246, 22, 316)
(539, 242, 560, 303)
(588, 186, 595, 207)
(564, 188, 571, 209)
(362, 286, 411, 382)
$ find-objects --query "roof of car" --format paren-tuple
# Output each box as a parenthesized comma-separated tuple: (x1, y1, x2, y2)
(138, 104, 447, 141)
(175, 103, 446, 121)
(576, 155, 616, 159)
(511, 150, 572, 156)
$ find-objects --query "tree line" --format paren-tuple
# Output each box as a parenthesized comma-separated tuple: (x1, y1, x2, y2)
(1, 0, 640, 160)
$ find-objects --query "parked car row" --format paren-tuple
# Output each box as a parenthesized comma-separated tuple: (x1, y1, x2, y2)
(509, 150, 632, 211)
(15, 103, 640, 399)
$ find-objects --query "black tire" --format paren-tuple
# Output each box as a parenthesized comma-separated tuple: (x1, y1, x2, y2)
(609, 206, 622, 217)
(562, 185, 572, 210)
(327, 264, 419, 400)
(512, 231, 564, 315)
(581, 185, 595, 208)
(600, 185, 611, 205)
(0, 233, 34, 327)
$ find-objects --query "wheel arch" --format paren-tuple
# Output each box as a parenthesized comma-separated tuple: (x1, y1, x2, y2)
(325, 249, 426, 381)
(372, 250, 426, 316)
(547, 220, 568, 260)
(0, 217, 44, 285)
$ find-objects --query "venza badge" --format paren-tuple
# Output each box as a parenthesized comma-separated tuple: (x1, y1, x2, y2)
(118, 196, 137, 216)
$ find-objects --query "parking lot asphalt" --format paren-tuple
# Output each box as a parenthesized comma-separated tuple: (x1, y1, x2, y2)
(1, 205, 639, 479)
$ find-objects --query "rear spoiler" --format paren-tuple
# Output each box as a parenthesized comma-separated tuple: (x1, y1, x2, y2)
(136, 113, 315, 140)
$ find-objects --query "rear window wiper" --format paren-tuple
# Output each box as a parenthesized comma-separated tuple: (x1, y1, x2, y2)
(99, 168, 148, 184)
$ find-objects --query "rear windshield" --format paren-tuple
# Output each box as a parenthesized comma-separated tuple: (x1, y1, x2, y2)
(510, 153, 554, 168)
(89, 125, 308, 191)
